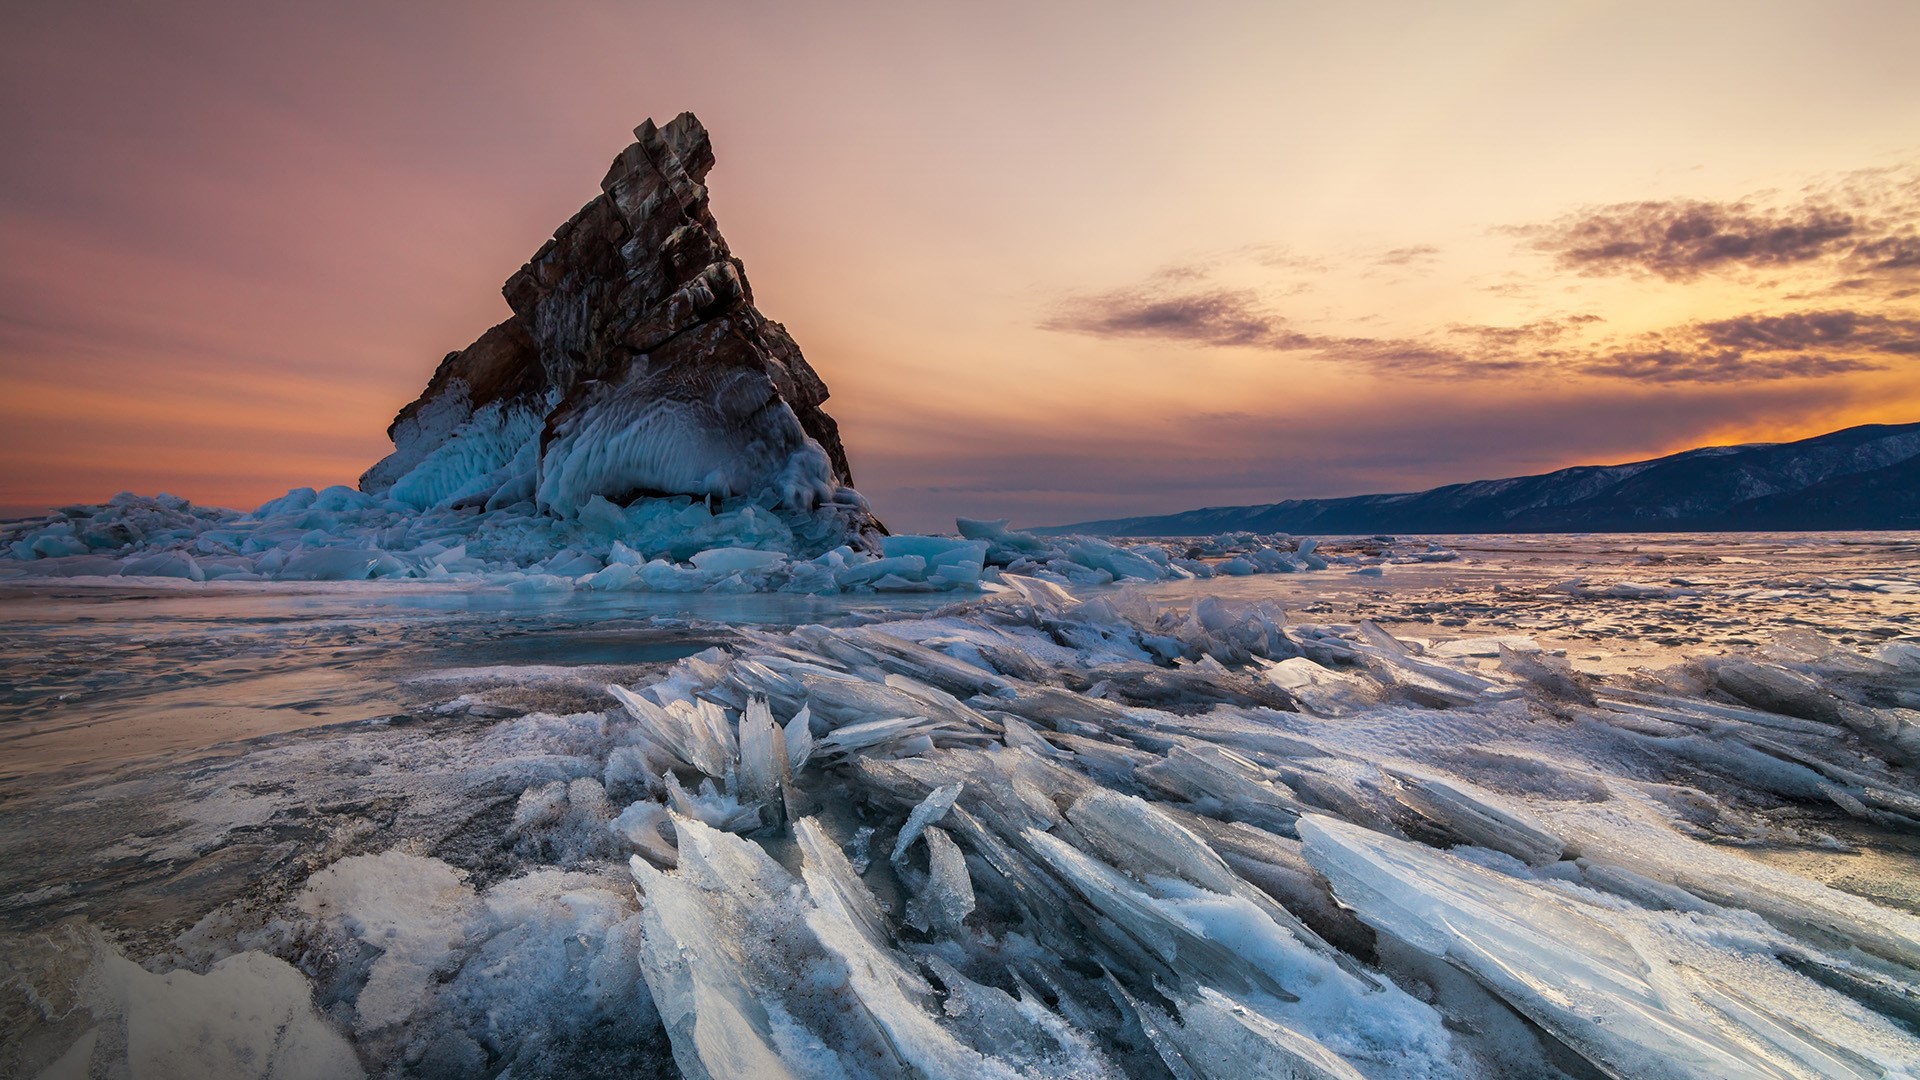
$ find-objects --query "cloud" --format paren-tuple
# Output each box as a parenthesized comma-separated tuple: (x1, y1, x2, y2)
(1575, 348, 1877, 383)
(1041, 286, 1513, 376)
(1516, 165, 1920, 282)
(1117, 245, 1329, 291)
(1519, 199, 1858, 279)
(1321, 339, 1492, 376)
(1362, 310, 1909, 383)
(1572, 310, 1919, 383)
(1850, 233, 1920, 271)
(1043, 280, 1913, 385)
(1236, 243, 1329, 272)
(1039, 287, 1318, 350)
(1696, 310, 1920, 355)
(1376, 244, 1440, 266)
(1447, 315, 1601, 348)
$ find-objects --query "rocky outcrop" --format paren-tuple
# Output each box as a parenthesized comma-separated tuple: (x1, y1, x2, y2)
(361, 112, 878, 544)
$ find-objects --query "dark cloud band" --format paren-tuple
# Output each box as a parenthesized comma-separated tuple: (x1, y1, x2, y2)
(1042, 283, 1915, 385)
(1520, 199, 1858, 278)
(1517, 165, 1920, 282)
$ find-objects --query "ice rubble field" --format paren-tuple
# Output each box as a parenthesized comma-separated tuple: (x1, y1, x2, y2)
(0, 488, 1403, 593)
(5, 547, 1920, 1080)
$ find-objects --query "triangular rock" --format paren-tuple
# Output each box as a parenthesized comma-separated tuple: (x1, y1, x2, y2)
(361, 112, 880, 545)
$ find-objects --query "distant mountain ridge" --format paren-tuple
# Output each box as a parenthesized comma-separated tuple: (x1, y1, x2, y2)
(1038, 422, 1920, 536)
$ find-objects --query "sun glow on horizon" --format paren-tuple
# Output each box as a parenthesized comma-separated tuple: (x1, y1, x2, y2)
(3, 1, 1917, 530)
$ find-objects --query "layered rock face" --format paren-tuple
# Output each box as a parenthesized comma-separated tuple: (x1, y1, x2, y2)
(361, 113, 876, 540)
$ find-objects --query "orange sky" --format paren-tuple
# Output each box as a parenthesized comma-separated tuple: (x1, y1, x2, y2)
(3, 1, 1917, 531)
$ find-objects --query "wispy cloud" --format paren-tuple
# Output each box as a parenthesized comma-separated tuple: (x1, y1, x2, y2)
(1576, 310, 1920, 383)
(1043, 280, 1915, 385)
(1514, 165, 1920, 282)
(1039, 287, 1316, 349)
(1698, 310, 1920, 355)
(1447, 315, 1602, 348)
(1375, 244, 1440, 266)
(1040, 286, 1495, 375)
(1577, 348, 1878, 383)
(1519, 199, 1858, 278)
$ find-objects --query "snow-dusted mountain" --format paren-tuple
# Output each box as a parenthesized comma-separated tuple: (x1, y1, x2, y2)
(1041, 421, 1920, 536)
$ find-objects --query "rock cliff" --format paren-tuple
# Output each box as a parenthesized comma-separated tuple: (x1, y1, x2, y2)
(360, 112, 878, 544)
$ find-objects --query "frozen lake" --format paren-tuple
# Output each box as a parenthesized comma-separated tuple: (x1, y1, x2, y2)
(0, 584, 964, 782)
(6, 532, 1912, 785)
(3, 532, 1918, 1078)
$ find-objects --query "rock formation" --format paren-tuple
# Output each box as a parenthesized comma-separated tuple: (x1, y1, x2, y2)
(360, 112, 879, 542)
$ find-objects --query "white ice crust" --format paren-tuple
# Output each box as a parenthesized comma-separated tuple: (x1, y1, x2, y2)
(2, 492, 1395, 594)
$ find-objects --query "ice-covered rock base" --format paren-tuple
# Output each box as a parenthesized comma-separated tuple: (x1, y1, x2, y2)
(0, 492, 1387, 593)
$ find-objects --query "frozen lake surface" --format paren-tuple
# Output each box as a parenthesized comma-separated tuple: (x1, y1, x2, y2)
(0, 584, 962, 781)
(3, 532, 1919, 1078)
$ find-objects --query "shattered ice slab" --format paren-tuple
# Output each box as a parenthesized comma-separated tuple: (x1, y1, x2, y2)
(1301, 814, 1916, 1079)
(1119, 982, 1370, 1080)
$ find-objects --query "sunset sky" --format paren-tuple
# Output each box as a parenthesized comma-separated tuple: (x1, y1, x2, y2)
(3, 1, 1917, 531)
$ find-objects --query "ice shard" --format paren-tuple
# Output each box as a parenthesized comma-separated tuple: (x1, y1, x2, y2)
(1300, 814, 1906, 1079)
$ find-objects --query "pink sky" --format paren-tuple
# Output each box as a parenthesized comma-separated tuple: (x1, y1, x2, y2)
(4, 1, 1917, 530)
